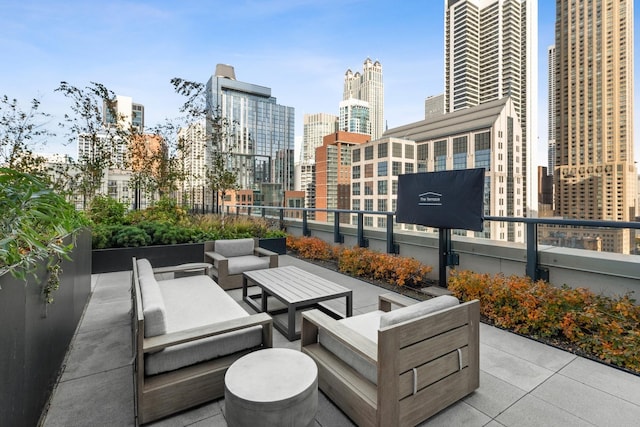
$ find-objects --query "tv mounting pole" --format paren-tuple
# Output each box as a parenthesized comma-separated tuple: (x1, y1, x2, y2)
(438, 228, 459, 287)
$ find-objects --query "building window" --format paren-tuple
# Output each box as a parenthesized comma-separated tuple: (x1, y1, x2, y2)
(417, 143, 428, 161)
(378, 161, 388, 176)
(364, 164, 373, 178)
(352, 182, 360, 195)
(352, 199, 360, 210)
(364, 146, 374, 160)
(392, 142, 402, 157)
(453, 136, 467, 170)
(364, 181, 374, 195)
(392, 161, 402, 176)
(434, 140, 447, 171)
(352, 148, 361, 162)
(377, 142, 388, 158)
(392, 180, 398, 195)
(405, 144, 414, 159)
(377, 217, 386, 228)
(352, 165, 361, 179)
(377, 199, 387, 212)
(405, 163, 414, 174)
(378, 180, 388, 195)
(364, 199, 373, 211)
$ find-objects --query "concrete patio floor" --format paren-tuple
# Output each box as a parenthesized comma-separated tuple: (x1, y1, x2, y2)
(41, 255, 640, 426)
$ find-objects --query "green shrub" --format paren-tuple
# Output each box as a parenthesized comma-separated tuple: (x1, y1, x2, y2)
(112, 226, 151, 247)
(87, 195, 126, 225)
(91, 224, 119, 249)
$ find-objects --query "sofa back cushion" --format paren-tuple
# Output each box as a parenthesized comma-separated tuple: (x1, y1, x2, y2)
(215, 238, 255, 258)
(136, 259, 167, 338)
(379, 295, 459, 329)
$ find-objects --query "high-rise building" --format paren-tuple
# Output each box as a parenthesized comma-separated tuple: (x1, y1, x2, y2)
(339, 98, 371, 136)
(177, 121, 207, 206)
(299, 113, 338, 215)
(554, 0, 636, 253)
(343, 58, 384, 140)
(315, 131, 370, 223)
(206, 64, 295, 206)
(104, 95, 144, 133)
(547, 45, 557, 176)
(444, 0, 537, 216)
(425, 94, 445, 120)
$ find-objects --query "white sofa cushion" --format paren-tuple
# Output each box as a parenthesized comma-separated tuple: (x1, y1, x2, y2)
(379, 295, 459, 329)
(227, 255, 271, 275)
(136, 259, 167, 338)
(144, 274, 262, 376)
(215, 238, 255, 258)
(319, 310, 383, 385)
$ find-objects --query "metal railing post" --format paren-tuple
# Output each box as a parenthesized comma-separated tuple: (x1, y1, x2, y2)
(334, 212, 344, 243)
(302, 210, 310, 237)
(357, 212, 368, 248)
(525, 222, 549, 281)
(386, 214, 398, 254)
(279, 208, 284, 230)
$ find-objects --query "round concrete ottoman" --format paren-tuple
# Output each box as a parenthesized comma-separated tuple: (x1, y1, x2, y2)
(225, 348, 318, 427)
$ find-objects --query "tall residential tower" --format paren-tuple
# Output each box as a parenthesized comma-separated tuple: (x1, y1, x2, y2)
(444, 0, 537, 215)
(554, 0, 636, 252)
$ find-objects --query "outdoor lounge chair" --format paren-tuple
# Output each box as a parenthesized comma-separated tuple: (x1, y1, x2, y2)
(204, 238, 278, 290)
(301, 293, 480, 427)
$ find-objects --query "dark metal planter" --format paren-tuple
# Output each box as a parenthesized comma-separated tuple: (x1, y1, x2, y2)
(0, 229, 91, 427)
(258, 237, 287, 255)
(91, 242, 207, 274)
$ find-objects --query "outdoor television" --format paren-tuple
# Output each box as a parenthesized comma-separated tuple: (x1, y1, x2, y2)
(396, 168, 485, 231)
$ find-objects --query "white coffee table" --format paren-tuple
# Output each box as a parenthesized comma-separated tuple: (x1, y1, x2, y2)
(224, 348, 318, 427)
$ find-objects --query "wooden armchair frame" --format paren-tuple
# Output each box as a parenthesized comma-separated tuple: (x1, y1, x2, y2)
(132, 258, 273, 424)
(301, 293, 480, 427)
(204, 239, 278, 290)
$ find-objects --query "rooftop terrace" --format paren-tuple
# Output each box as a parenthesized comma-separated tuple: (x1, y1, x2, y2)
(40, 255, 640, 426)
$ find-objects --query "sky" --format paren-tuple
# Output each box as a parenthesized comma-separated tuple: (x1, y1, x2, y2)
(1, 0, 639, 167)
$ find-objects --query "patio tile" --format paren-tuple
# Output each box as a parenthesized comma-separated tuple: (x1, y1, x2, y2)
(418, 401, 492, 426)
(479, 323, 576, 372)
(480, 344, 554, 392)
(60, 323, 132, 381)
(558, 357, 640, 406)
(76, 298, 131, 333)
(495, 394, 592, 427)
(463, 371, 527, 418)
(314, 390, 355, 426)
(43, 365, 134, 427)
(531, 373, 640, 426)
(148, 400, 224, 427)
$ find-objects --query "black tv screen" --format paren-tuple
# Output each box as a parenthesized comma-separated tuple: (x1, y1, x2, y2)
(396, 169, 485, 231)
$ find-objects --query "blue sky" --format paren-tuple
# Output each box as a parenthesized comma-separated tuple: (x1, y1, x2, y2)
(0, 0, 638, 166)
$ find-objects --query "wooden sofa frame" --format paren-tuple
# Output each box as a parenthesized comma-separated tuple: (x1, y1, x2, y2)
(301, 293, 480, 427)
(204, 239, 278, 290)
(131, 258, 273, 424)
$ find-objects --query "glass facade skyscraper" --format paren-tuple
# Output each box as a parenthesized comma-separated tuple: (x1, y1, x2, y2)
(206, 64, 295, 206)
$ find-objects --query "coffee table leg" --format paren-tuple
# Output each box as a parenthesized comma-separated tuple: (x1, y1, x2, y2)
(288, 305, 296, 341)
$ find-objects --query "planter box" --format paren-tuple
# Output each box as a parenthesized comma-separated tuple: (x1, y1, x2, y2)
(0, 229, 91, 427)
(258, 237, 287, 255)
(92, 242, 208, 274)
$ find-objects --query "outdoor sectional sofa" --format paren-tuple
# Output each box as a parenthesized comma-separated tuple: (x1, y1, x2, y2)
(204, 238, 279, 290)
(131, 257, 273, 424)
(301, 293, 480, 427)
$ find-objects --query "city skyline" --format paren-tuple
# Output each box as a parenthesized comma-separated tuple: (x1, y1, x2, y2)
(1, 0, 639, 167)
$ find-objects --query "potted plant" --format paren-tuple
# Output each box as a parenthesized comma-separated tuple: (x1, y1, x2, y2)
(258, 229, 288, 255)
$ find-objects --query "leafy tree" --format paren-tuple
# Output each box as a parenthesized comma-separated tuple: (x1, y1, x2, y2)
(56, 81, 137, 209)
(0, 95, 53, 174)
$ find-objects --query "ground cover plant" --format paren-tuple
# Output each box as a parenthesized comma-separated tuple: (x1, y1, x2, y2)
(448, 270, 640, 374)
(286, 235, 432, 287)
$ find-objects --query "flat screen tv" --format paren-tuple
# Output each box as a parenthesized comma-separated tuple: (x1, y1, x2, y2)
(396, 168, 485, 231)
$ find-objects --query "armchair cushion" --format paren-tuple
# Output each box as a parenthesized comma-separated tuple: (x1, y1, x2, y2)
(227, 255, 271, 275)
(319, 310, 384, 385)
(214, 238, 255, 258)
(379, 295, 459, 328)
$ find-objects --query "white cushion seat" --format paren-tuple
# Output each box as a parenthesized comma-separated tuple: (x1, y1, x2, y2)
(142, 273, 262, 376)
(227, 255, 271, 275)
